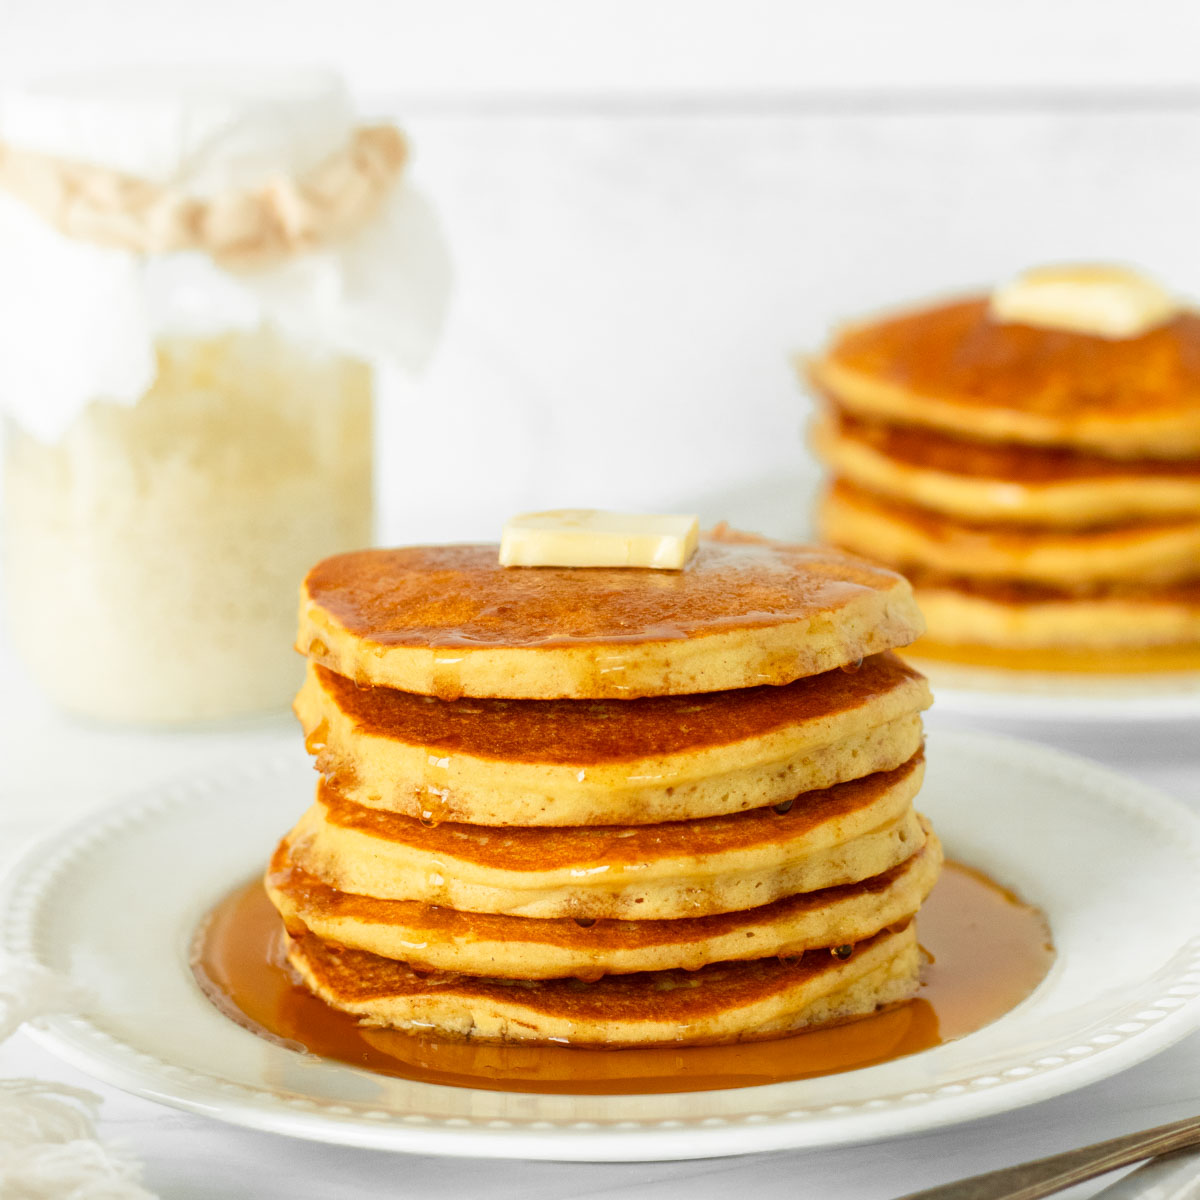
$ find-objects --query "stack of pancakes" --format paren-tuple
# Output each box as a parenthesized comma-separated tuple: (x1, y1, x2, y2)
(808, 296, 1200, 667)
(266, 532, 941, 1047)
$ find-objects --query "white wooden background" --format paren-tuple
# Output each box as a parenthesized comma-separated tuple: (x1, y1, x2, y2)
(4, 1, 1200, 97)
(4, 2, 1200, 545)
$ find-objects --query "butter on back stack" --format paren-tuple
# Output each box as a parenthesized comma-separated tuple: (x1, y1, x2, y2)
(267, 519, 940, 1047)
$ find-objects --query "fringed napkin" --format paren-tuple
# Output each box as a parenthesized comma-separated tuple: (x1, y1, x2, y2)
(0, 962, 155, 1199)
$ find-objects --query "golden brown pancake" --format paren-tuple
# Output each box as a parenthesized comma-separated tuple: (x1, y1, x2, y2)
(812, 410, 1200, 525)
(285, 920, 921, 1046)
(296, 653, 930, 825)
(808, 297, 1200, 455)
(296, 532, 924, 699)
(275, 525, 939, 1046)
(902, 571, 1200, 653)
(267, 828, 942, 978)
(285, 756, 927, 919)
(821, 481, 1200, 586)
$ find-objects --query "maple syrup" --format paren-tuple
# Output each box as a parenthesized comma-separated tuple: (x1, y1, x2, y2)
(304, 718, 330, 755)
(192, 861, 1052, 1095)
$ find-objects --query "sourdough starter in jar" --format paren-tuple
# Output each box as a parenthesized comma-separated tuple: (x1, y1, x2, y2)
(4, 332, 372, 721)
(0, 70, 448, 722)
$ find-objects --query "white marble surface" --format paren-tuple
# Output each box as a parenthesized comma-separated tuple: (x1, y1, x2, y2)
(0, 627, 1197, 1199)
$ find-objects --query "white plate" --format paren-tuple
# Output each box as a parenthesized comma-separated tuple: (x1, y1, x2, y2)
(911, 659, 1200, 723)
(2, 731, 1199, 1162)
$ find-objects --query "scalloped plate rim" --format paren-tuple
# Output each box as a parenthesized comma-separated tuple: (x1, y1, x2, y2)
(2, 730, 1199, 1162)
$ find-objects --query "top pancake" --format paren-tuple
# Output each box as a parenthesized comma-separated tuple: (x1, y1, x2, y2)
(809, 297, 1200, 456)
(297, 532, 923, 699)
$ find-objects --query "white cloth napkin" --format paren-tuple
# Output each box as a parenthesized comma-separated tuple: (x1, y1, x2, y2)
(0, 962, 155, 1200)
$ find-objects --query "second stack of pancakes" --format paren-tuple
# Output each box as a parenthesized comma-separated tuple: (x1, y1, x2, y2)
(268, 529, 940, 1047)
(807, 279, 1200, 668)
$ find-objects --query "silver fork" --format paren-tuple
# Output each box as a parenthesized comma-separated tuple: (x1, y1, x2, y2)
(893, 1115, 1200, 1200)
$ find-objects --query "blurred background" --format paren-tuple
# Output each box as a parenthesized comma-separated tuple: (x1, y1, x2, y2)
(6, 0, 1198, 545)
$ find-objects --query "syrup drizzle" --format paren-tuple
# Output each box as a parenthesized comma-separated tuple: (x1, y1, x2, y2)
(193, 862, 1052, 1096)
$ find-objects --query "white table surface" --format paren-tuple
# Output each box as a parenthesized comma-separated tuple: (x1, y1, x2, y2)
(1, 636, 1197, 1200)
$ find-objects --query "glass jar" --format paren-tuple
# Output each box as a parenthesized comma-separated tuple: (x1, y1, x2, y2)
(0, 70, 448, 723)
(4, 332, 372, 721)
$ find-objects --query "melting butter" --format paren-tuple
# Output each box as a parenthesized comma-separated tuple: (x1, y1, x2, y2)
(990, 264, 1178, 339)
(499, 509, 700, 569)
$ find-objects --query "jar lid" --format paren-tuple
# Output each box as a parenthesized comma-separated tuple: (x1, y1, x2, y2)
(0, 67, 450, 440)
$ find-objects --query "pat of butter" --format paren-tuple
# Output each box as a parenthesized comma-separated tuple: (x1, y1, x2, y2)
(990, 264, 1178, 339)
(499, 509, 700, 569)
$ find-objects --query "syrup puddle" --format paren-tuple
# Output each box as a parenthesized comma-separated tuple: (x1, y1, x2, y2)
(192, 862, 1052, 1095)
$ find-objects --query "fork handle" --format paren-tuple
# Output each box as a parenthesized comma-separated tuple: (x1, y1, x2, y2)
(893, 1115, 1200, 1200)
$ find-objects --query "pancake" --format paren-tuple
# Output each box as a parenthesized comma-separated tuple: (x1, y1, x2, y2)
(812, 411, 1200, 526)
(807, 297, 1200, 456)
(284, 920, 921, 1047)
(821, 481, 1200, 586)
(296, 652, 931, 826)
(267, 827, 942, 978)
(269, 525, 939, 1048)
(296, 531, 924, 700)
(902, 572, 1200, 653)
(285, 756, 927, 919)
